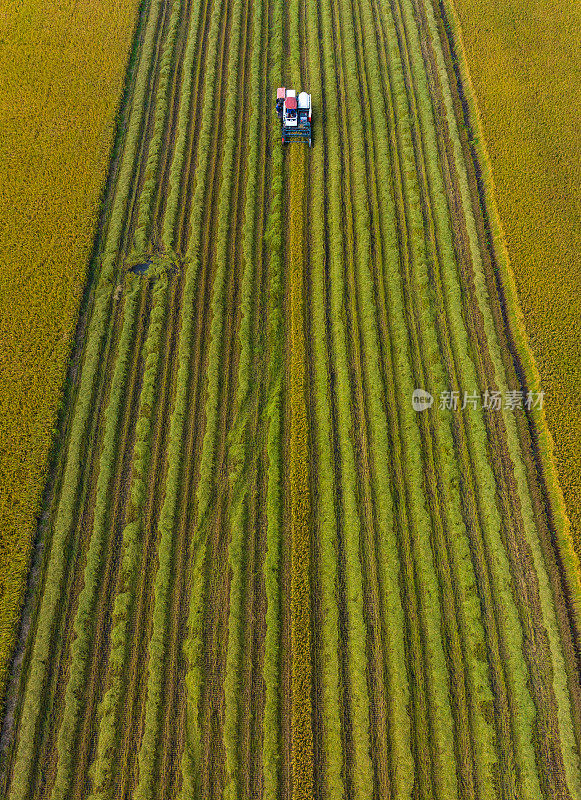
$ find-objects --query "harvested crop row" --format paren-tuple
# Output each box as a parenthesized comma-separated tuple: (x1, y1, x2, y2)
(369, 0, 506, 794)
(50, 0, 190, 788)
(416, 0, 581, 789)
(87, 273, 168, 800)
(222, 0, 271, 791)
(176, 0, 256, 793)
(311, 0, 381, 796)
(376, 0, 540, 792)
(3, 0, 171, 792)
(393, 0, 580, 794)
(82, 0, 214, 791)
(135, 0, 237, 792)
(286, 143, 314, 800)
(261, 0, 285, 792)
(189, 2, 254, 792)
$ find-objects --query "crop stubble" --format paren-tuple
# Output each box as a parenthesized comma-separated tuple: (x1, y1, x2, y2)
(3, 0, 581, 797)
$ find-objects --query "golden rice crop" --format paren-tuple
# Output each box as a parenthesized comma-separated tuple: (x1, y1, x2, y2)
(450, 0, 581, 553)
(0, 0, 140, 706)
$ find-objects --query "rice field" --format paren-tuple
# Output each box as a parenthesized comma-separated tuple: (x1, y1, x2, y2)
(1, 0, 580, 797)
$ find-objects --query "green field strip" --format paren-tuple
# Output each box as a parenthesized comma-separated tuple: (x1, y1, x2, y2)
(365, 0, 501, 796)
(316, 0, 381, 795)
(108, 0, 216, 785)
(359, 6, 442, 796)
(132, 0, 184, 253)
(335, 9, 396, 800)
(331, 0, 416, 795)
(358, 0, 499, 794)
(52, 4, 192, 783)
(349, 1, 466, 796)
(50, 278, 145, 800)
(221, 0, 267, 789)
(114, 0, 228, 791)
(376, 0, 546, 797)
(87, 0, 225, 791)
(87, 275, 168, 800)
(416, 1, 581, 793)
(176, 0, 253, 791)
(393, 0, 578, 794)
(7, 0, 581, 797)
(302, 2, 346, 797)
(188, 0, 252, 791)
(351, 0, 490, 791)
(151, 0, 233, 792)
(348, 0, 500, 797)
(161, 0, 209, 252)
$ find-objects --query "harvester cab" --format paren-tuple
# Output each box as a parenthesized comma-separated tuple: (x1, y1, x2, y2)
(276, 87, 312, 147)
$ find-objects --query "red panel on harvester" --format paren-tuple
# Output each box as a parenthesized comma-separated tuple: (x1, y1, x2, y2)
(285, 96, 297, 109)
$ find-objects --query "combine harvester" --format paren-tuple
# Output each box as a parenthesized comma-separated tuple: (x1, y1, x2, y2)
(276, 87, 312, 146)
